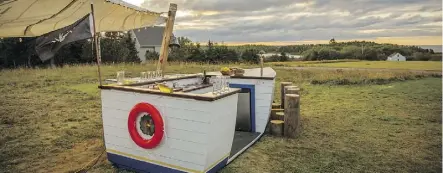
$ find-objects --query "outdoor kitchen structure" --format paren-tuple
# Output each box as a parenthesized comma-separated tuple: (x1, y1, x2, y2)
(99, 67, 276, 173)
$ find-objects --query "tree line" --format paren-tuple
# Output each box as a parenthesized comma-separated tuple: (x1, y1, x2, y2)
(0, 33, 440, 68)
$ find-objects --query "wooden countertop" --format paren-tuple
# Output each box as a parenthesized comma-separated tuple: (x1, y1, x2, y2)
(206, 67, 276, 80)
(99, 85, 240, 102)
(99, 67, 275, 101)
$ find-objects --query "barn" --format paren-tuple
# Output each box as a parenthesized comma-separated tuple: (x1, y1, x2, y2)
(387, 53, 406, 61)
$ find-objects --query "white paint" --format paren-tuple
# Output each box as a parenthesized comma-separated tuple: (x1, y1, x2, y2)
(204, 94, 238, 170)
(387, 52, 406, 61)
(101, 67, 277, 172)
(129, 30, 161, 62)
(101, 88, 239, 172)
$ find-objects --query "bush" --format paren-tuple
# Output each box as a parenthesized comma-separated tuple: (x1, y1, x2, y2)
(145, 51, 159, 61)
(241, 49, 259, 63)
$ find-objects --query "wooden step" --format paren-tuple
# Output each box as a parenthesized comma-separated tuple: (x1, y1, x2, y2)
(270, 120, 284, 136)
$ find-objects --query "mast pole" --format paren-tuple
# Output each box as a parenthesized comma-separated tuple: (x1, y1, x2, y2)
(157, 3, 177, 75)
(91, 2, 103, 86)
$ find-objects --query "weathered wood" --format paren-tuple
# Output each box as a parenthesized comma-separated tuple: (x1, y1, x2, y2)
(99, 85, 240, 102)
(157, 3, 178, 72)
(284, 86, 299, 95)
(284, 94, 300, 138)
(270, 108, 284, 120)
(270, 120, 284, 136)
(274, 112, 284, 121)
(280, 82, 292, 109)
(272, 103, 281, 109)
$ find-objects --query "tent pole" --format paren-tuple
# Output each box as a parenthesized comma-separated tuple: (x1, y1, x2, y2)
(157, 3, 177, 75)
(91, 2, 103, 86)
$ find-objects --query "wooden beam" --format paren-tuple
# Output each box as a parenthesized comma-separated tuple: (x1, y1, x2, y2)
(157, 3, 177, 73)
(91, 3, 102, 86)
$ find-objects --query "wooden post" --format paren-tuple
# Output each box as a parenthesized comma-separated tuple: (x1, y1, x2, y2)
(285, 87, 300, 95)
(280, 82, 292, 109)
(260, 56, 264, 77)
(274, 112, 284, 121)
(270, 120, 284, 136)
(284, 86, 298, 95)
(271, 109, 284, 120)
(90, 3, 102, 86)
(157, 3, 177, 73)
(284, 94, 300, 138)
(272, 103, 280, 109)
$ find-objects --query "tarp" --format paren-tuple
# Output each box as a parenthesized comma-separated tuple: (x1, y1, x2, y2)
(0, 0, 167, 37)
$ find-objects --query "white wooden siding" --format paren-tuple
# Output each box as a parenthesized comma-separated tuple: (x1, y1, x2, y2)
(204, 94, 238, 170)
(101, 89, 239, 172)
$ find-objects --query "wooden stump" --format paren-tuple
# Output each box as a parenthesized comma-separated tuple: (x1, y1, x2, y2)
(271, 109, 284, 120)
(280, 82, 293, 109)
(284, 94, 300, 138)
(275, 112, 284, 121)
(272, 103, 281, 109)
(286, 87, 300, 95)
(270, 120, 284, 136)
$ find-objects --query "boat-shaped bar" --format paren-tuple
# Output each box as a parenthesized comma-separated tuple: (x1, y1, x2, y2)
(99, 67, 276, 173)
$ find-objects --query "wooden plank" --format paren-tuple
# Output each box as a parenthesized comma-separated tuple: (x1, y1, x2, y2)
(100, 85, 240, 102)
(101, 110, 211, 134)
(105, 143, 206, 172)
(101, 89, 226, 115)
(204, 94, 238, 170)
(103, 123, 208, 144)
(104, 135, 207, 165)
(157, 3, 178, 72)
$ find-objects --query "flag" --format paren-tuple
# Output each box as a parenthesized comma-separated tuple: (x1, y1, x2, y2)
(35, 13, 94, 62)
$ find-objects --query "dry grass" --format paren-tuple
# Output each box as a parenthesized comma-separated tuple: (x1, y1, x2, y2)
(0, 62, 441, 173)
(269, 61, 442, 71)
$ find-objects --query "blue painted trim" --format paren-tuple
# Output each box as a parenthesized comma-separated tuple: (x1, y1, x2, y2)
(229, 84, 256, 132)
(107, 152, 185, 173)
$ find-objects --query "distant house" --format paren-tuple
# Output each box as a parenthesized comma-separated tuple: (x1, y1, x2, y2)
(387, 52, 406, 61)
(130, 27, 164, 62)
(259, 53, 302, 60)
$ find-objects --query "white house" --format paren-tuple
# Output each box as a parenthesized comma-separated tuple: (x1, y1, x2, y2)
(387, 52, 406, 61)
(130, 27, 164, 62)
(259, 53, 302, 60)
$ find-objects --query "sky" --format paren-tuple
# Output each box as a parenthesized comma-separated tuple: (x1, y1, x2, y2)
(123, 0, 442, 46)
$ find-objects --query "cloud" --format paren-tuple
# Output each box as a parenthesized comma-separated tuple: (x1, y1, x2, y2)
(140, 0, 442, 45)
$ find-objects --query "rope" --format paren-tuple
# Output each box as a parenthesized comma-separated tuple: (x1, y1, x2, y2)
(74, 149, 106, 173)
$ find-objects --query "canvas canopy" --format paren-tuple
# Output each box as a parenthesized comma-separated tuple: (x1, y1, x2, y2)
(0, 0, 167, 37)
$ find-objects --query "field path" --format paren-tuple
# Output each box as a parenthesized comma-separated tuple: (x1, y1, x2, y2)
(277, 66, 442, 73)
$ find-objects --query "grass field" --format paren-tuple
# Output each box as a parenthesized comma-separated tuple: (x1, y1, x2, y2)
(0, 62, 441, 173)
(269, 60, 442, 71)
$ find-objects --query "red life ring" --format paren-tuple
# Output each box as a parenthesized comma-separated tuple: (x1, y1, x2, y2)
(128, 102, 164, 149)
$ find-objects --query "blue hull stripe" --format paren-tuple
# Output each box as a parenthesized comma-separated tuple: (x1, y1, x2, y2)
(108, 152, 228, 173)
